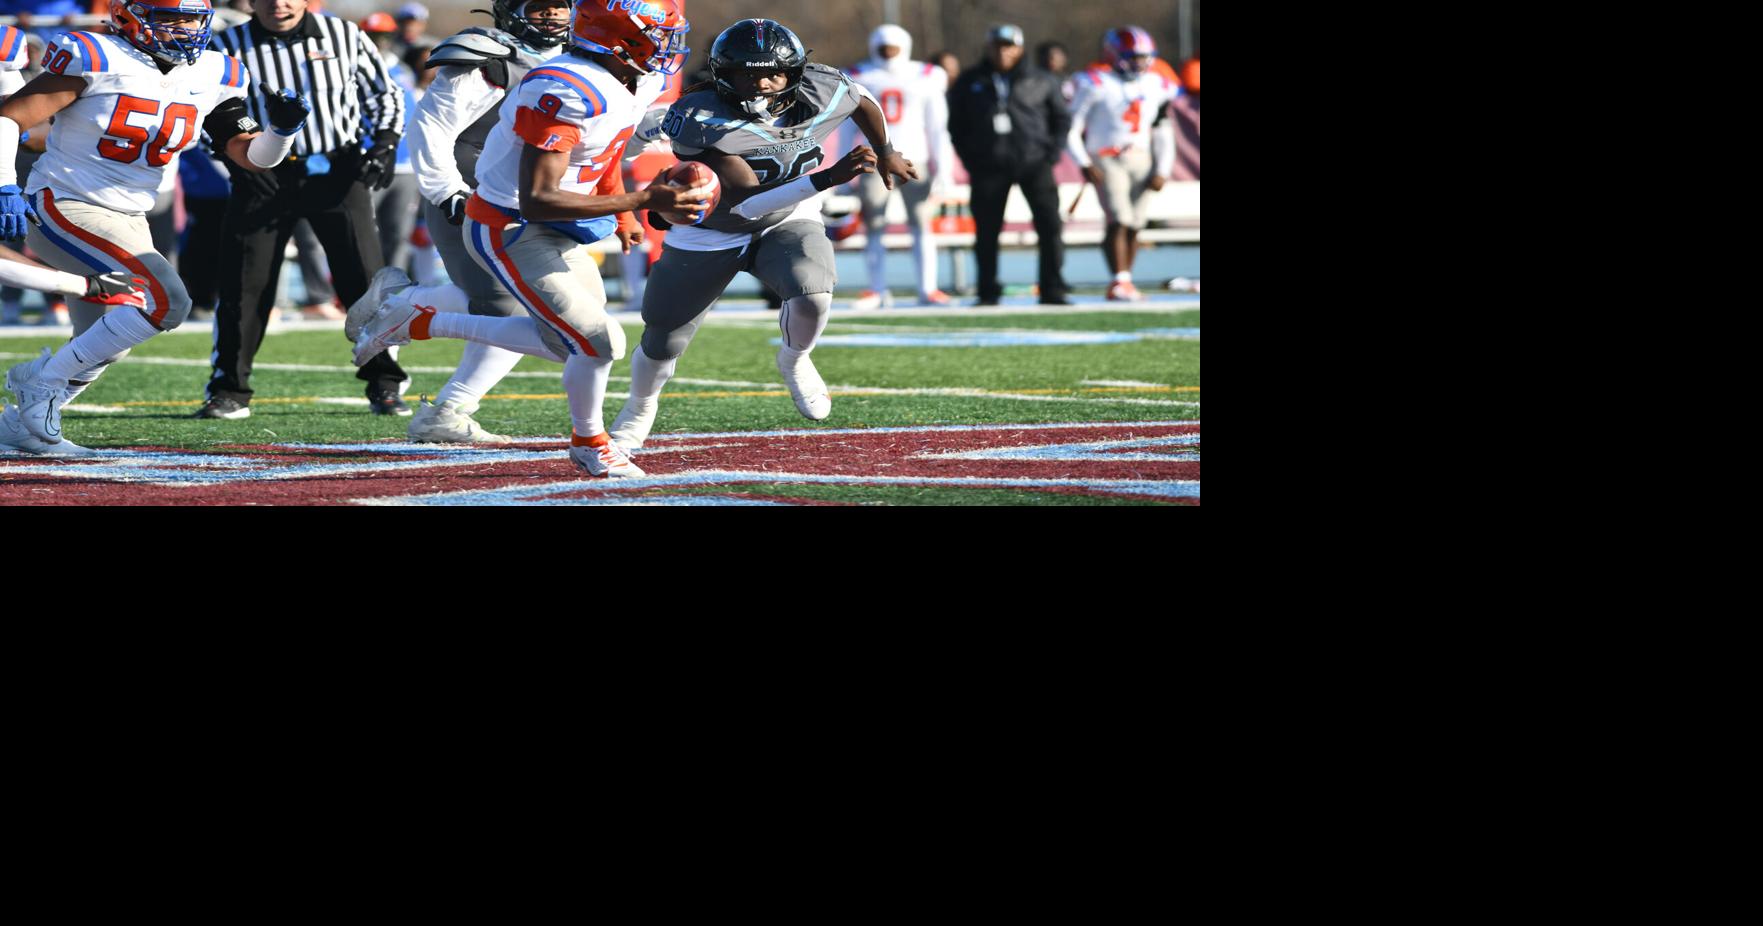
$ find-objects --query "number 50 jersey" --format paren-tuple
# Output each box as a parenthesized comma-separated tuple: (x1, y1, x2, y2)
(26, 31, 249, 215)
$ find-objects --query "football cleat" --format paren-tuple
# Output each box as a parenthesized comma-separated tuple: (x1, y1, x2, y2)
(851, 290, 891, 311)
(345, 266, 414, 341)
(1106, 281, 1145, 302)
(352, 297, 432, 367)
(919, 289, 953, 307)
(408, 398, 509, 443)
(776, 346, 831, 421)
(569, 431, 645, 478)
(0, 404, 95, 456)
(5, 347, 65, 443)
(609, 395, 659, 453)
(192, 396, 251, 419)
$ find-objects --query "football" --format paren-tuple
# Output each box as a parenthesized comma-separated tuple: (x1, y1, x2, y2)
(650, 160, 721, 226)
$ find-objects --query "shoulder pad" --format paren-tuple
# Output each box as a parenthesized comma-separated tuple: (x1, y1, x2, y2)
(662, 91, 728, 151)
(426, 29, 517, 70)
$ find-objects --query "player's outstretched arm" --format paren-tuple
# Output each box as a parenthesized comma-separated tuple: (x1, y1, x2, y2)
(224, 88, 310, 174)
(517, 144, 711, 223)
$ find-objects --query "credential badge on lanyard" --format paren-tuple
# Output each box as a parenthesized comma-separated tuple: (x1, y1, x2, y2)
(992, 73, 1012, 135)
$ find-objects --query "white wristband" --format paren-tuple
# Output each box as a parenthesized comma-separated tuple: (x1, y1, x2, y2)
(246, 130, 296, 169)
(0, 116, 20, 187)
(733, 174, 821, 220)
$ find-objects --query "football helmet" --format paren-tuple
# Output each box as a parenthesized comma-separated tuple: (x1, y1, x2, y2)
(491, 0, 570, 50)
(110, 0, 213, 68)
(570, 0, 690, 75)
(1102, 26, 1156, 77)
(709, 19, 810, 118)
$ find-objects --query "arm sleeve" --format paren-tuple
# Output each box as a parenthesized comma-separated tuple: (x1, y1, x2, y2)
(1151, 94, 1176, 176)
(0, 255, 90, 297)
(623, 106, 670, 163)
(411, 66, 499, 204)
(0, 70, 21, 97)
(355, 28, 405, 137)
(1065, 78, 1095, 168)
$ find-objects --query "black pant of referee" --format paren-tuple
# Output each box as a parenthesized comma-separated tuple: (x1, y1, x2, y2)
(206, 146, 407, 410)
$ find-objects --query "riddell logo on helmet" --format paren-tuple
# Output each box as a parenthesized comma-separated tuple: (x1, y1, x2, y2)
(605, 0, 667, 24)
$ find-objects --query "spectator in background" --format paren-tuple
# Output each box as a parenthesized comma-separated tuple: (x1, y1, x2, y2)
(947, 24, 1071, 306)
(393, 1, 430, 55)
(1171, 52, 1199, 181)
(363, 11, 420, 277)
(1037, 40, 1073, 102)
(928, 49, 959, 91)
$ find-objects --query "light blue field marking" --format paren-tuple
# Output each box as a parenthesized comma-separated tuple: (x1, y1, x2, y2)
(792, 327, 1200, 348)
(354, 470, 1200, 506)
(922, 435, 1201, 463)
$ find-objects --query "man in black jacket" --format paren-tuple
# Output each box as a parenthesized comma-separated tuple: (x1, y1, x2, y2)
(947, 24, 1072, 305)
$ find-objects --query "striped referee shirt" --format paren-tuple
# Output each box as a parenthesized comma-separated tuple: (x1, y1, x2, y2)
(211, 12, 405, 157)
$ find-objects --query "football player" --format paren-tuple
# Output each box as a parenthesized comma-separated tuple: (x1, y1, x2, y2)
(390, 0, 572, 443)
(0, 0, 309, 451)
(607, 18, 918, 453)
(845, 24, 954, 309)
(349, 0, 710, 478)
(1066, 27, 1179, 302)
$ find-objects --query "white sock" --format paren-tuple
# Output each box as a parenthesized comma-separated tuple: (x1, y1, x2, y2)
(915, 231, 939, 297)
(625, 344, 677, 405)
(865, 235, 887, 294)
(563, 352, 613, 437)
(403, 283, 471, 314)
(434, 340, 523, 413)
(1114, 271, 1132, 284)
(41, 308, 157, 386)
(778, 293, 832, 351)
(427, 313, 565, 362)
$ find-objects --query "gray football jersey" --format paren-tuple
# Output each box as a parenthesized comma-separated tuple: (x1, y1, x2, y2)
(662, 63, 863, 235)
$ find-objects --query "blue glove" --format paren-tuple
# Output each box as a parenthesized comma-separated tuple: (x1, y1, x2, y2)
(0, 184, 36, 240)
(263, 88, 311, 136)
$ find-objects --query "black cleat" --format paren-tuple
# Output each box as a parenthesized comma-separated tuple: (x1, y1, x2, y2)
(193, 396, 251, 419)
(367, 391, 412, 416)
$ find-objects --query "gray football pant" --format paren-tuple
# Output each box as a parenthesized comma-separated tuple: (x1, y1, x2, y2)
(424, 199, 525, 318)
(639, 220, 836, 360)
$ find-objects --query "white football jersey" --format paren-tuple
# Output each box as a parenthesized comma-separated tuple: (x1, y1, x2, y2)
(0, 24, 29, 96)
(475, 54, 666, 242)
(1066, 64, 1179, 166)
(26, 31, 249, 214)
(845, 58, 948, 165)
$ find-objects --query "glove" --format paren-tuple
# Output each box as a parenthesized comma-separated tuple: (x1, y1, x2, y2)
(441, 191, 468, 226)
(82, 271, 146, 306)
(357, 131, 399, 191)
(263, 87, 311, 135)
(0, 184, 36, 239)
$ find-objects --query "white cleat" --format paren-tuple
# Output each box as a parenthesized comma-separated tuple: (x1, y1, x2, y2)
(345, 266, 414, 341)
(776, 346, 832, 421)
(850, 289, 892, 311)
(0, 403, 95, 456)
(407, 398, 509, 443)
(569, 432, 645, 478)
(352, 298, 431, 367)
(5, 348, 66, 444)
(609, 396, 659, 453)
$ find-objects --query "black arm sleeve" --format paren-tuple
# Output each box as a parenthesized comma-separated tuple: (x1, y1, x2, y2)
(203, 97, 262, 149)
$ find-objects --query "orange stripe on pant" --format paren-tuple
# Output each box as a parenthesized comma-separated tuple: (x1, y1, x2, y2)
(474, 205, 597, 358)
(42, 189, 171, 327)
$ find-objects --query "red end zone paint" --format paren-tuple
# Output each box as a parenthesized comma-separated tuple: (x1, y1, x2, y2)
(0, 422, 1200, 506)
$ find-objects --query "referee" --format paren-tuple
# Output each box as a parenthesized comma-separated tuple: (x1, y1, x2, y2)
(197, 0, 410, 419)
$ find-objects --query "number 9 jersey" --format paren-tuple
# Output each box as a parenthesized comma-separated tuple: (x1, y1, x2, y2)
(26, 30, 249, 215)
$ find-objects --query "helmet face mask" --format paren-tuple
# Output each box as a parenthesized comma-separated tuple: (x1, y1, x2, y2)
(570, 0, 691, 76)
(709, 20, 809, 119)
(494, 0, 570, 50)
(112, 0, 213, 67)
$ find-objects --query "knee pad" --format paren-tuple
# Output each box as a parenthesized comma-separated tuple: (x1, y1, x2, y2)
(783, 293, 832, 319)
